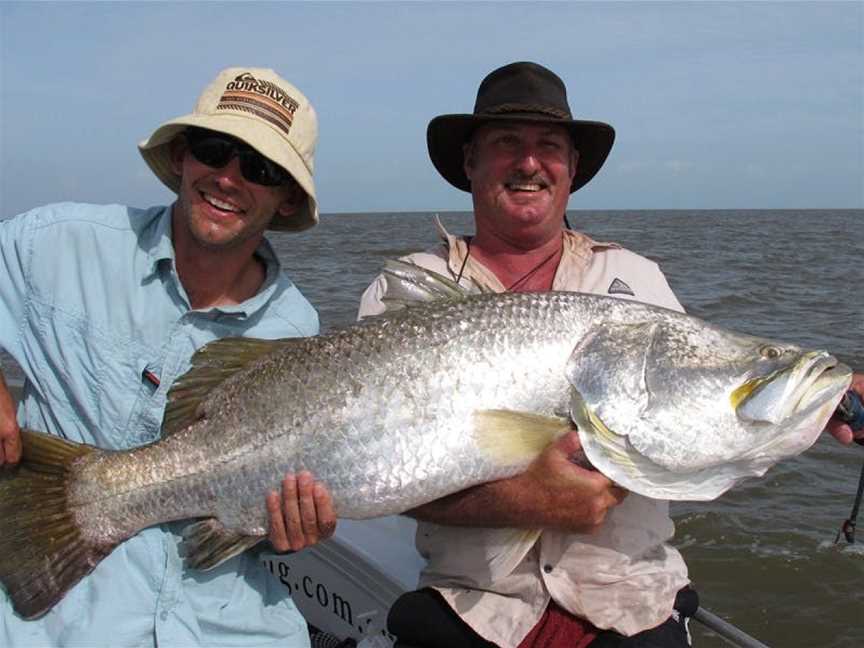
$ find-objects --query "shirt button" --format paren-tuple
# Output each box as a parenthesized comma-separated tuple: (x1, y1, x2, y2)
(160, 611, 169, 621)
(543, 564, 553, 574)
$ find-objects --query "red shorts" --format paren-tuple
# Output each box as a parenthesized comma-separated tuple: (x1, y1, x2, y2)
(518, 600, 599, 648)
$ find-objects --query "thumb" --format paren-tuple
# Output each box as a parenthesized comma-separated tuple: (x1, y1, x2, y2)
(553, 430, 596, 470)
(553, 430, 582, 454)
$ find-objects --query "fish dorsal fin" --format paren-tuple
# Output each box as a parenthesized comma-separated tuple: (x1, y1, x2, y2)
(473, 409, 570, 465)
(379, 259, 489, 313)
(162, 337, 298, 435)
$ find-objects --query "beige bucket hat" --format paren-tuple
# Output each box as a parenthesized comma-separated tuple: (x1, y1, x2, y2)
(138, 67, 318, 232)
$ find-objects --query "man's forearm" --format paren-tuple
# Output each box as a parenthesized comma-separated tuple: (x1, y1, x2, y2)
(406, 472, 620, 532)
(406, 475, 542, 528)
(406, 433, 628, 533)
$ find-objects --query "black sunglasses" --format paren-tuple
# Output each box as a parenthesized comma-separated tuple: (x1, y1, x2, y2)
(184, 127, 291, 187)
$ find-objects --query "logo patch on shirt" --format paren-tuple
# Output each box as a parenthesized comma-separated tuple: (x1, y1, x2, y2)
(608, 278, 635, 296)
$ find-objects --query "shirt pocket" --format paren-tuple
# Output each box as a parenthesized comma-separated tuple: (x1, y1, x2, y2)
(118, 356, 168, 447)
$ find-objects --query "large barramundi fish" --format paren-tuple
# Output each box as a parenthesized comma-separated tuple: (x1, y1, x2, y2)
(0, 261, 851, 619)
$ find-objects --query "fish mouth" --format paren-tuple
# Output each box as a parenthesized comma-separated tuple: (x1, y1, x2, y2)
(793, 361, 852, 417)
(736, 352, 852, 424)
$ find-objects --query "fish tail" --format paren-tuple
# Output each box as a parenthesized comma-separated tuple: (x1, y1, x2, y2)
(0, 429, 113, 619)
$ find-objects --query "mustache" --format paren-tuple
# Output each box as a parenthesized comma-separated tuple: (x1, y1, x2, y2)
(504, 172, 550, 186)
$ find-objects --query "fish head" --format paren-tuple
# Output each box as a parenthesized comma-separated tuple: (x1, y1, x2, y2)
(730, 345, 851, 453)
(566, 317, 851, 493)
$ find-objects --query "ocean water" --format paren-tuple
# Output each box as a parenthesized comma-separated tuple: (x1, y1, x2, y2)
(2, 208, 862, 646)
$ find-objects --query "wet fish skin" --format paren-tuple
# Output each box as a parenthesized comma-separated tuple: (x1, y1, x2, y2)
(0, 264, 851, 619)
(71, 291, 589, 539)
(566, 317, 851, 499)
(66, 288, 850, 529)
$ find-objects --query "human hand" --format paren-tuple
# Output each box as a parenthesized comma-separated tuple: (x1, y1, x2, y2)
(825, 373, 864, 446)
(0, 373, 22, 466)
(523, 430, 628, 533)
(266, 471, 336, 553)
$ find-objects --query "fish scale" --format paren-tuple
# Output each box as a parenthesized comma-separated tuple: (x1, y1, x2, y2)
(0, 265, 851, 619)
(71, 292, 583, 531)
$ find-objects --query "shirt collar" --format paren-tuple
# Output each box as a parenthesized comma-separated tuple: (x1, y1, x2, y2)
(137, 204, 285, 317)
(134, 205, 176, 279)
(434, 215, 621, 291)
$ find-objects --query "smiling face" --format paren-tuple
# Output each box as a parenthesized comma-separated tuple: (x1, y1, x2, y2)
(168, 134, 302, 252)
(464, 121, 578, 249)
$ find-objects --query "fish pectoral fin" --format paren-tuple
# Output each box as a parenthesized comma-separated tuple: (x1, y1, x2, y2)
(181, 518, 265, 571)
(473, 410, 571, 465)
(163, 337, 301, 435)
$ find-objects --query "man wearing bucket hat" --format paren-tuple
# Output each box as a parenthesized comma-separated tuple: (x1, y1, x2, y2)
(0, 67, 332, 647)
(358, 62, 695, 647)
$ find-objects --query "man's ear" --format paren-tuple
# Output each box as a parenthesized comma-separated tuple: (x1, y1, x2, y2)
(169, 135, 187, 176)
(569, 148, 579, 183)
(275, 181, 305, 219)
(462, 141, 475, 181)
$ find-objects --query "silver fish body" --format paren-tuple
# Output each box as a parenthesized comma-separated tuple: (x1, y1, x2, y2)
(71, 291, 606, 539)
(73, 288, 850, 535)
(0, 264, 852, 618)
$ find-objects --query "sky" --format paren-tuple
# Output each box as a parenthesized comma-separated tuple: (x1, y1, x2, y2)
(1, 1, 861, 216)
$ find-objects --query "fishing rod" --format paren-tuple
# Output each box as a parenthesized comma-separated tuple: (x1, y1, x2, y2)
(691, 607, 771, 648)
(834, 389, 864, 545)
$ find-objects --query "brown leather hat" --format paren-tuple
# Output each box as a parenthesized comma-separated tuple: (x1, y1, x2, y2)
(427, 61, 615, 193)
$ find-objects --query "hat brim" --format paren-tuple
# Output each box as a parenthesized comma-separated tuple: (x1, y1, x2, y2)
(427, 113, 615, 193)
(138, 114, 318, 232)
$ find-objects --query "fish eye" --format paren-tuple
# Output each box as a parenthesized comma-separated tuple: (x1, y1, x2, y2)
(760, 345, 783, 360)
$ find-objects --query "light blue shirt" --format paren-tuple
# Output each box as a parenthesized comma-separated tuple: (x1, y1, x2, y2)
(0, 203, 318, 647)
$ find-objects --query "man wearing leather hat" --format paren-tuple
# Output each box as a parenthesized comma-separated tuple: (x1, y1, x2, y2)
(359, 61, 695, 648)
(426, 60, 614, 195)
(0, 67, 334, 647)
